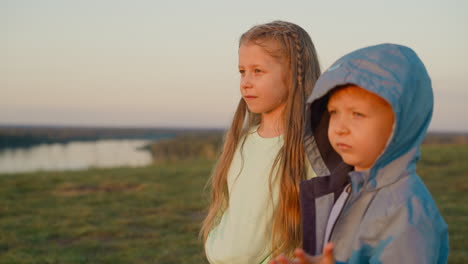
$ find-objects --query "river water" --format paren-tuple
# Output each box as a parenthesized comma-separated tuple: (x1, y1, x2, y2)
(0, 139, 153, 174)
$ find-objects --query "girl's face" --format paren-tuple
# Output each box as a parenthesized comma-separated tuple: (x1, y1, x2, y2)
(238, 43, 288, 117)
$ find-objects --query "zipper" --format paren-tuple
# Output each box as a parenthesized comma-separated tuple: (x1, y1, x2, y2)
(326, 184, 352, 244)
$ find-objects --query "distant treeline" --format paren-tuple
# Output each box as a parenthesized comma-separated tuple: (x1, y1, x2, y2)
(147, 131, 468, 162)
(0, 125, 223, 149)
(148, 133, 224, 162)
(423, 132, 468, 145)
(2, 126, 467, 162)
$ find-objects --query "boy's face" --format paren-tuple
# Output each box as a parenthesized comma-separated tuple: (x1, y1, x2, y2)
(327, 85, 395, 171)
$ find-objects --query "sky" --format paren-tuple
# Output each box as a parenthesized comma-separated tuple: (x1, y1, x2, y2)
(2, 0, 467, 131)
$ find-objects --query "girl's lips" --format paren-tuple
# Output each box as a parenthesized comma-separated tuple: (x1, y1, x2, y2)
(244, 96, 257, 100)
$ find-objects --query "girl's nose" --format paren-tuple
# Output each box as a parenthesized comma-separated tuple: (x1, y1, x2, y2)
(241, 73, 253, 89)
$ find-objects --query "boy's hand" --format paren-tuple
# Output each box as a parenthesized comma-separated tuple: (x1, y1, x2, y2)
(269, 243, 335, 264)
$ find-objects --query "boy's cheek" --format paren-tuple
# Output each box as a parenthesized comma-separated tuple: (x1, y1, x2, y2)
(327, 134, 336, 149)
(327, 127, 335, 144)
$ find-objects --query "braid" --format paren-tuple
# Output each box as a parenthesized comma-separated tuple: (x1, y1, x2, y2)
(290, 32, 304, 96)
(262, 23, 304, 100)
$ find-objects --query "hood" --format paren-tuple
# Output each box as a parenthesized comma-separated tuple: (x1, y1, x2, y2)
(305, 43, 433, 191)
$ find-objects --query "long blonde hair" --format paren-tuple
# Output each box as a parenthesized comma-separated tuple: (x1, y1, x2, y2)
(200, 20, 321, 256)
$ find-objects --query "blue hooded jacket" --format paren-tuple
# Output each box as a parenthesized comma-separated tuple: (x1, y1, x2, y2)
(301, 44, 449, 263)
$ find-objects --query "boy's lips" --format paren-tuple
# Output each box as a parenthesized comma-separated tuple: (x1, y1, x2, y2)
(336, 142, 352, 151)
(243, 95, 257, 100)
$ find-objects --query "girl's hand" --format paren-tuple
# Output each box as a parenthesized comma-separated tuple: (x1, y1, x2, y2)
(269, 243, 335, 264)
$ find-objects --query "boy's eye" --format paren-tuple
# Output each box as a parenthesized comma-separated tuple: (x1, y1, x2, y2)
(239, 69, 245, 75)
(254, 69, 262, 73)
(353, 112, 365, 117)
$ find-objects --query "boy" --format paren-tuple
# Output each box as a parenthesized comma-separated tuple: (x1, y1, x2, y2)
(271, 44, 449, 263)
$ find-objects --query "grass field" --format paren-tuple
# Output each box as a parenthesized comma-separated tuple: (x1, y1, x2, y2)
(0, 144, 467, 263)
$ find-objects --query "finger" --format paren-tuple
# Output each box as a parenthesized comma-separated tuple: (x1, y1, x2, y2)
(323, 243, 335, 264)
(294, 248, 318, 264)
(293, 248, 307, 263)
(274, 254, 291, 264)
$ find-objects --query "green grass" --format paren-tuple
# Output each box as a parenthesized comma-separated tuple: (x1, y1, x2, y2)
(0, 160, 213, 264)
(418, 144, 468, 264)
(0, 145, 467, 263)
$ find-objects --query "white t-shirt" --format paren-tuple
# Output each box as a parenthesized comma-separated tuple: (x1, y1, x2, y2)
(205, 128, 316, 264)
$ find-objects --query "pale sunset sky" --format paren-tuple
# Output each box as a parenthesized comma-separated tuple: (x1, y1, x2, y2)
(2, 0, 467, 131)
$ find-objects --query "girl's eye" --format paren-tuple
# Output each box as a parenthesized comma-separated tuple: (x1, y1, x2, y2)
(328, 109, 336, 115)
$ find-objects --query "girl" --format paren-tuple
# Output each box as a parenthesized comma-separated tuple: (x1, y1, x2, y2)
(200, 21, 321, 263)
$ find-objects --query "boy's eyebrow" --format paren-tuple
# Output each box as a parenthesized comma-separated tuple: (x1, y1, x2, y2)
(343, 106, 365, 111)
(327, 100, 337, 109)
(327, 101, 366, 112)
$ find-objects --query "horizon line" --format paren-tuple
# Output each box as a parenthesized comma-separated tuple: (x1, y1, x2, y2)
(0, 123, 467, 134)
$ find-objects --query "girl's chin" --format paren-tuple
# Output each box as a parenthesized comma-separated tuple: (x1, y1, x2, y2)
(246, 106, 262, 114)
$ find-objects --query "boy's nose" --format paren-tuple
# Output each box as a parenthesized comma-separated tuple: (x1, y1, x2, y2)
(335, 126, 349, 135)
(333, 119, 350, 135)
